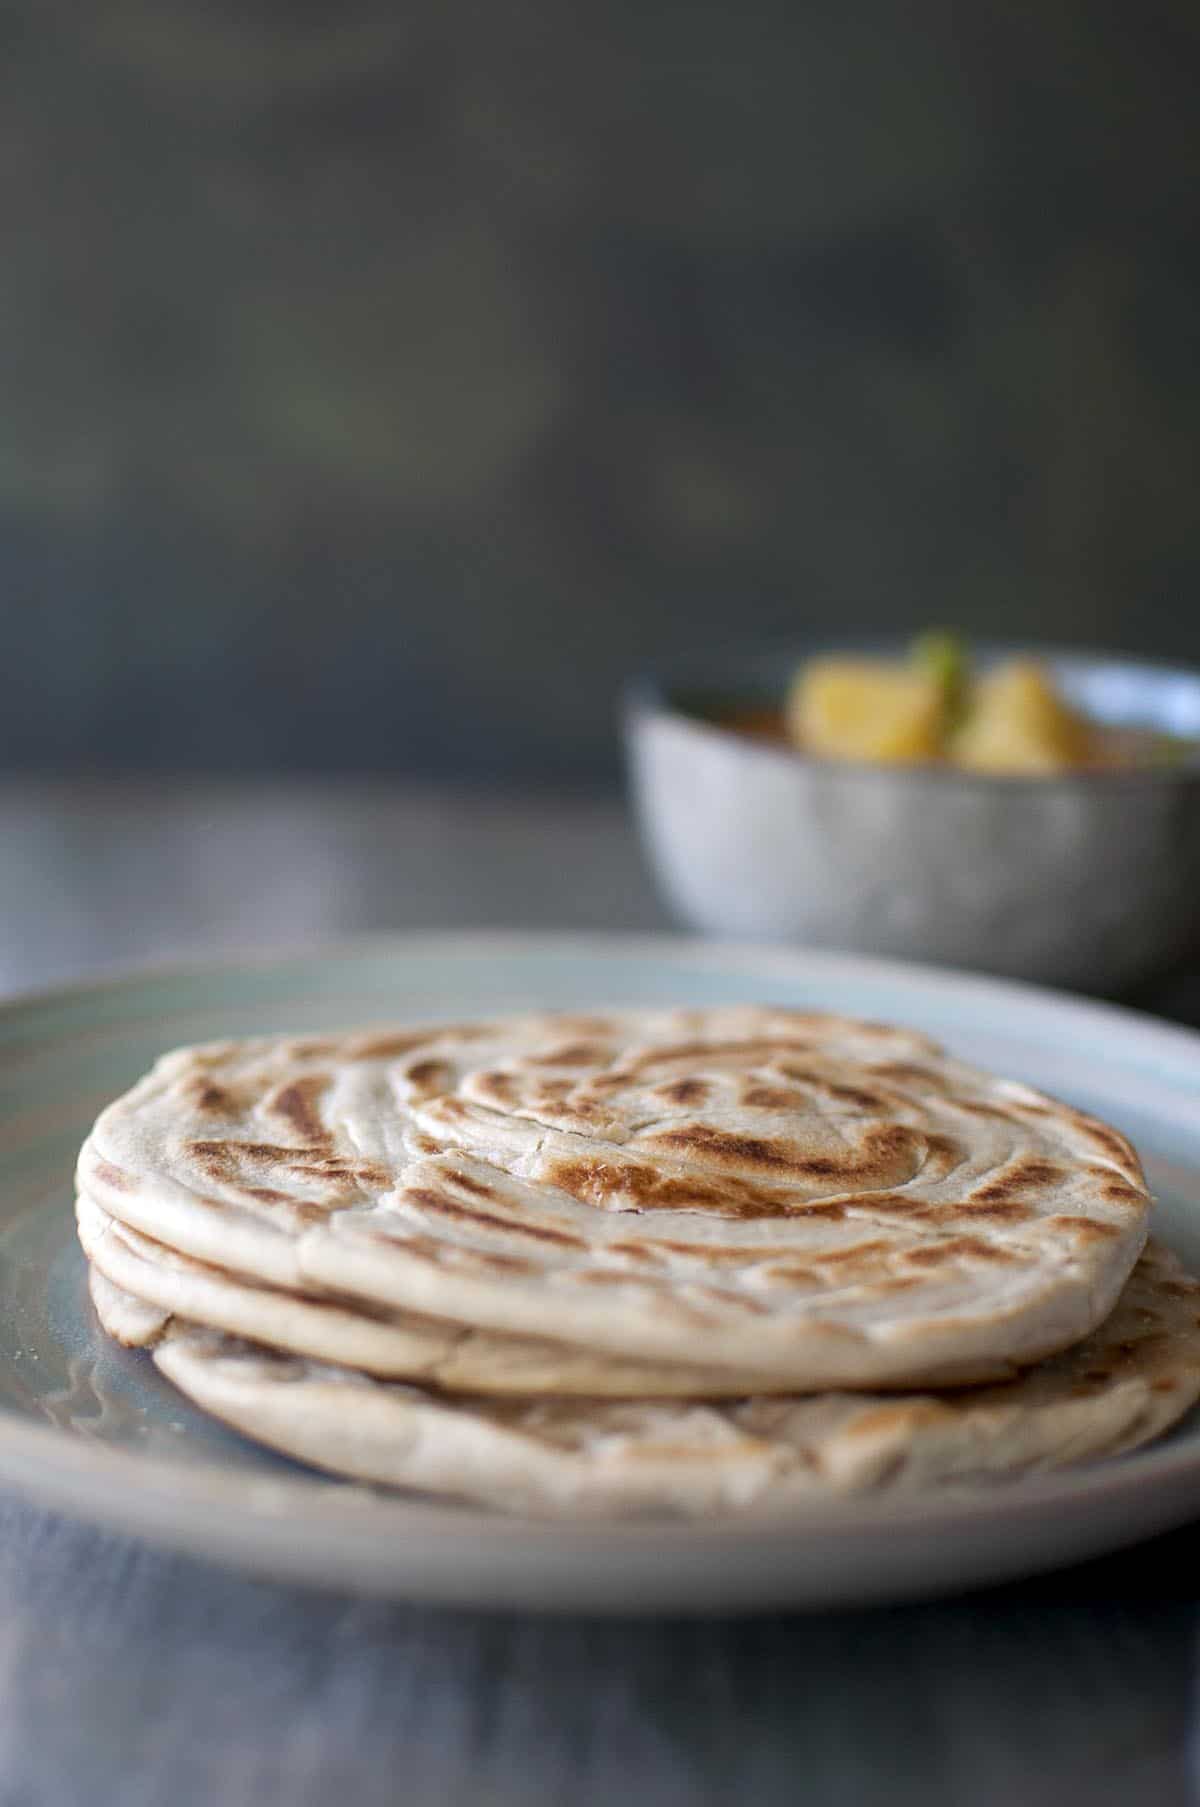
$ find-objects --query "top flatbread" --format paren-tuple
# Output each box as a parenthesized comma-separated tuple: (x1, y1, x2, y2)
(78, 1007, 1151, 1391)
(76, 1195, 799, 1397)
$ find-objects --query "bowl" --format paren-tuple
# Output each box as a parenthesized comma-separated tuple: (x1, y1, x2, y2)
(624, 641, 1200, 993)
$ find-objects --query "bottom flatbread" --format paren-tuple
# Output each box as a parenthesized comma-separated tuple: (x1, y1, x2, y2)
(87, 1240, 1200, 1517)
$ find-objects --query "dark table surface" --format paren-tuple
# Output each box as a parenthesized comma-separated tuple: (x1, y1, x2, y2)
(3, 778, 1199, 1807)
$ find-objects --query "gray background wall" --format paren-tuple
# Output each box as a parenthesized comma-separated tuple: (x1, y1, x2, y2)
(3, 2, 1198, 780)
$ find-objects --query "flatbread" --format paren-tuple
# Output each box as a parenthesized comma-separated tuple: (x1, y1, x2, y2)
(78, 1008, 1151, 1390)
(77, 1195, 797, 1396)
(87, 1242, 1200, 1516)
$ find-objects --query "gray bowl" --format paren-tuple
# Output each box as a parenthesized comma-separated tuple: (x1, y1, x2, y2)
(624, 642, 1200, 993)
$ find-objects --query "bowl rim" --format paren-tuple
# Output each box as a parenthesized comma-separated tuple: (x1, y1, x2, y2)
(623, 636, 1200, 791)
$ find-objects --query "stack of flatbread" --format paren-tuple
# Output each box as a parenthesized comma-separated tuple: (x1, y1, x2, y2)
(75, 1008, 1200, 1515)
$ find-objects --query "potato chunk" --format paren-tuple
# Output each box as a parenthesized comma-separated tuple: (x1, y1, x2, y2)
(952, 661, 1093, 774)
(787, 659, 944, 764)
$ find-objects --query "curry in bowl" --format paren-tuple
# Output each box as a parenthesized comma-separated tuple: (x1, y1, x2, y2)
(722, 636, 1193, 775)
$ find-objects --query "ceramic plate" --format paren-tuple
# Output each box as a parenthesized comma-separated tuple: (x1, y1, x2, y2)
(4, 932, 1200, 1613)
